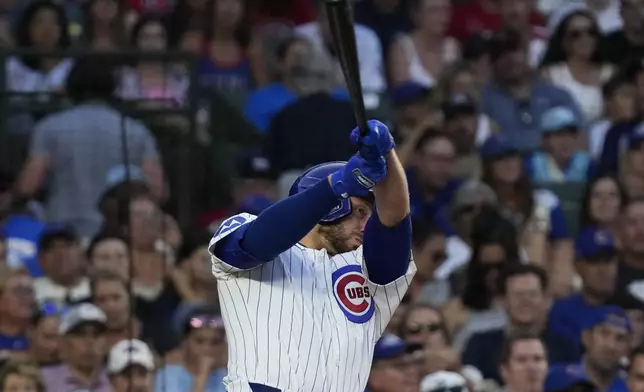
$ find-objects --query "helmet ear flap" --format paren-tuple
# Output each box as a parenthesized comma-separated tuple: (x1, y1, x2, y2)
(320, 198, 353, 224)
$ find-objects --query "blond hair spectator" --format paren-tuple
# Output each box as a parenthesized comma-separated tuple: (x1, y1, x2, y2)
(0, 360, 45, 392)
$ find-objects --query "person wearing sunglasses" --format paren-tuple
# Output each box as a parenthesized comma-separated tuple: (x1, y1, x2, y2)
(366, 333, 421, 392)
(154, 308, 227, 392)
(540, 9, 615, 125)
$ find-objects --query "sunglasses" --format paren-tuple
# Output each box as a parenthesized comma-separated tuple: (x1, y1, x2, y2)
(189, 315, 224, 329)
(406, 323, 442, 335)
(567, 27, 597, 39)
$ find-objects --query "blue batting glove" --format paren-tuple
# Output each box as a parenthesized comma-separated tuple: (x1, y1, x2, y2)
(329, 154, 387, 198)
(350, 120, 395, 159)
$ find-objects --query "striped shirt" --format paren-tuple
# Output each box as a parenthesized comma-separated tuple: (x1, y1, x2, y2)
(209, 213, 416, 392)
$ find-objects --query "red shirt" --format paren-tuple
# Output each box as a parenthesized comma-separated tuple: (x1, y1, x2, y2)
(448, 0, 544, 43)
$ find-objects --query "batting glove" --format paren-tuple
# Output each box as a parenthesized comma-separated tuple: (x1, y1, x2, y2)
(329, 153, 387, 198)
(350, 120, 395, 159)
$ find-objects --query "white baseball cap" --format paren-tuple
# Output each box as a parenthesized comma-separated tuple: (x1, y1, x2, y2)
(58, 303, 107, 335)
(420, 371, 469, 392)
(107, 339, 155, 374)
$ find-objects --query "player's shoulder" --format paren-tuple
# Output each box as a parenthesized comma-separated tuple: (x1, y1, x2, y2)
(208, 213, 257, 249)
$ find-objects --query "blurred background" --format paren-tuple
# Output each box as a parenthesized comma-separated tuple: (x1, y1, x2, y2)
(0, 0, 643, 391)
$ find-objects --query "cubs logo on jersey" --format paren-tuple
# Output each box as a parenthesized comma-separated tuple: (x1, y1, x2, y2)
(331, 264, 375, 324)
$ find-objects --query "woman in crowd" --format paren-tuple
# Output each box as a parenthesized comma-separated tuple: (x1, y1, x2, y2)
(172, 233, 219, 305)
(441, 207, 520, 353)
(81, 0, 127, 50)
(578, 174, 626, 242)
(480, 136, 574, 297)
(540, 9, 614, 125)
(199, 0, 266, 91)
(0, 360, 45, 392)
(168, 0, 208, 45)
(87, 234, 130, 279)
(449, 180, 498, 246)
(117, 15, 189, 106)
(388, 0, 458, 87)
(7, 1, 73, 94)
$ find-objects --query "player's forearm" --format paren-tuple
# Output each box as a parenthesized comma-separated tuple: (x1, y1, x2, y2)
(372, 150, 410, 227)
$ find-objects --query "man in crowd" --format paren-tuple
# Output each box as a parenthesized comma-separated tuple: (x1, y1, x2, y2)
(40, 303, 110, 391)
(24, 301, 63, 366)
(546, 307, 630, 392)
(463, 264, 579, 382)
(108, 339, 155, 392)
(615, 199, 644, 300)
(548, 228, 618, 346)
(33, 226, 90, 305)
(366, 333, 420, 392)
(499, 333, 548, 392)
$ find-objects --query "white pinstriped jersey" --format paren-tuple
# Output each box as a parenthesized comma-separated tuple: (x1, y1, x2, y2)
(209, 213, 416, 392)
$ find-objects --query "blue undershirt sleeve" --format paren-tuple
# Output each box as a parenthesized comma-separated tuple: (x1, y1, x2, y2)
(362, 212, 412, 285)
(213, 179, 342, 267)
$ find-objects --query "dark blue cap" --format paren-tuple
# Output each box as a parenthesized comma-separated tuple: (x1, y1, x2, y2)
(479, 135, 518, 159)
(583, 306, 631, 332)
(38, 224, 76, 251)
(574, 227, 615, 260)
(373, 334, 407, 361)
(389, 82, 431, 107)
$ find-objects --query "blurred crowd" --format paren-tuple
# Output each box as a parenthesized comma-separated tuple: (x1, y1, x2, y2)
(0, 0, 643, 391)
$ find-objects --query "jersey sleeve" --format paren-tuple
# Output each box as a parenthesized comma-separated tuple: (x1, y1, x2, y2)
(208, 213, 259, 279)
(363, 250, 416, 336)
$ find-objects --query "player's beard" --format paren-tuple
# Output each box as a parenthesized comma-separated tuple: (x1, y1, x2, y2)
(318, 223, 359, 256)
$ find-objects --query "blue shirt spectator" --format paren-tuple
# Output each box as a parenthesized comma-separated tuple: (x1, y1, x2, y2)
(2, 213, 46, 277)
(154, 365, 226, 392)
(481, 28, 582, 151)
(525, 106, 593, 184)
(597, 122, 640, 174)
(545, 307, 631, 392)
(548, 228, 618, 347)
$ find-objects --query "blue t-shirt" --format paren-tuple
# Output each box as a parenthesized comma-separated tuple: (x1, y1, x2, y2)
(547, 294, 604, 347)
(407, 170, 462, 234)
(545, 363, 628, 392)
(2, 214, 46, 277)
(154, 365, 226, 392)
(0, 333, 29, 352)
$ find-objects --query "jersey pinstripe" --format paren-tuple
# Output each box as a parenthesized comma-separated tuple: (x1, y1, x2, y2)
(209, 213, 416, 392)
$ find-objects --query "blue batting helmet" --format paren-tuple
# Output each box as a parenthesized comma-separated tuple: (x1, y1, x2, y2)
(289, 161, 359, 224)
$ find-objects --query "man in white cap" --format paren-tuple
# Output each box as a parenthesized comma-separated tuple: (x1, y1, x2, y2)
(40, 302, 110, 391)
(108, 339, 155, 392)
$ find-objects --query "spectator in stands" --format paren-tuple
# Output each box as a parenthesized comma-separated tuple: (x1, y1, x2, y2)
(6, 0, 73, 94)
(525, 106, 593, 184)
(200, 0, 266, 91)
(296, 0, 385, 94)
(354, 0, 411, 60)
(621, 129, 644, 199)
(499, 0, 547, 68)
(540, 10, 615, 125)
(407, 221, 448, 304)
(437, 62, 480, 101)
(603, 0, 644, 65)
(547, 228, 618, 346)
(482, 28, 582, 151)
(23, 301, 62, 366)
(628, 347, 644, 392)
(463, 264, 579, 383)
(81, 0, 127, 50)
(449, 180, 498, 247)
(40, 303, 110, 391)
(461, 33, 493, 91)
(614, 199, 644, 300)
(168, 0, 208, 45)
(388, 0, 458, 88)
(0, 360, 45, 392)
(173, 233, 218, 305)
(1, 200, 47, 276)
(118, 15, 189, 106)
(250, 0, 315, 26)
(386, 294, 411, 335)
(32, 226, 90, 305)
(545, 306, 630, 392)
(91, 269, 176, 355)
(366, 333, 420, 392)
(441, 94, 485, 179)
(0, 266, 34, 362)
(154, 308, 226, 392)
(107, 339, 155, 392)
(407, 131, 462, 227)
(448, 0, 542, 43)
(588, 75, 637, 160)
(419, 371, 469, 392)
(578, 174, 626, 238)
(611, 291, 644, 350)
(87, 234, 130, 279)
(480, 135, 574, 296)
(499, 333, 548, 392)
(442, 208, 520, 353)
(2, 56, 164, 239)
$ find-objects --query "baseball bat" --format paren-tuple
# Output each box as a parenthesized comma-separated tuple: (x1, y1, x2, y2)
(324, 0, 369, 138)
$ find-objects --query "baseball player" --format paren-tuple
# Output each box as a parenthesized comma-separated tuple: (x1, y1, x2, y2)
(209, 120, 415, 392)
